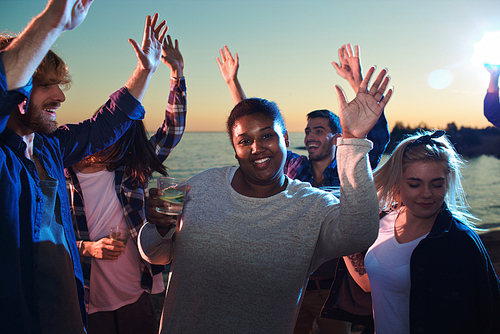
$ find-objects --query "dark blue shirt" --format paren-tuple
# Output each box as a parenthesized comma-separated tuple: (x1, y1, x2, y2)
(484, 91, 500, 127)
(0, 57, 145, 333)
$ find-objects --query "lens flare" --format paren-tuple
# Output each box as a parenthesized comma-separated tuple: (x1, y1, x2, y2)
(472, 31, 500, 67)
(428, 69, 453, 89)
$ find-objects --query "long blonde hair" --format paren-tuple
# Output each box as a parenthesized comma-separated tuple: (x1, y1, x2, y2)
(373, 130, 478, 228)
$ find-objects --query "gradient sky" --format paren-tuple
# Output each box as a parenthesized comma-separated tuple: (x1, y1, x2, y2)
(2, 0, 500, 132)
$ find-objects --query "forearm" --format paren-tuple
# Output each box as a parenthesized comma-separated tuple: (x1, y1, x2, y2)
(152, 77, 186, 161)
(1, 13, 63, 90)
(138, 222, 174, 265)
(336, 138, 379, 253)
(227, 77, 246, 106)
(343, 253, 371, 292)
(488, 73, 500, 93)
(60, 87, 145, 167)
(170, 63, 183, 79)
(124, 65, 155, 102)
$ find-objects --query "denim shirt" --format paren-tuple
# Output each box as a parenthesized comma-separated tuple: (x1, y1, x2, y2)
(0, 57, 145, 333)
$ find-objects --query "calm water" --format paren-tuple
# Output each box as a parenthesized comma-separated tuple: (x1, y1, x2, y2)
(151, 132, 500, 231)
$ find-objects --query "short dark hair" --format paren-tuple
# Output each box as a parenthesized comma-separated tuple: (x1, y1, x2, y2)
(226, 98, 287, 141)
(306, 109, 342, 134)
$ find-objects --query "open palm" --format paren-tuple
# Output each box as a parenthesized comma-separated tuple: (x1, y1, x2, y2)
(336, 67, 393, 139)
(128, 13, 168, 73)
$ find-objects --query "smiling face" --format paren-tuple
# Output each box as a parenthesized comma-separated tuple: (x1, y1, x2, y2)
(400, 161, 448, 221)
(15, 73, 65, 134)
(304, 117, 338, 162)
(231, 113, 289, 190)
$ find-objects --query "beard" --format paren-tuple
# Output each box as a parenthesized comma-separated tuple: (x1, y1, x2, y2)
(18, 102, 59, 134)
(307, 144, 336, 163)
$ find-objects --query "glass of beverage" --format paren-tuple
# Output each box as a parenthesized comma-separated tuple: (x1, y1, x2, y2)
(110, 226, 129, 245)
(156, 177, 188, 215)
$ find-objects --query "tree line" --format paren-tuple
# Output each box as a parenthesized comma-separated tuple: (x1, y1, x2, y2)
(387, 122, 500, 158)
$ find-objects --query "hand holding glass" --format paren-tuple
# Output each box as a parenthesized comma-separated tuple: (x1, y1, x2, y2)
(156, 177, 188, 215)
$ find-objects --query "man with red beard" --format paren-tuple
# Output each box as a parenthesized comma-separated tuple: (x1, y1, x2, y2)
(0, 1, 167, 332)
(217, 44, 389, 333)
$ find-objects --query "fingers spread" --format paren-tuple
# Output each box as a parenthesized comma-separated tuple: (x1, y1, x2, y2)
(334, 85, 348, 108)
(359, 66, 376, 92)
(368, 68, 388, 96)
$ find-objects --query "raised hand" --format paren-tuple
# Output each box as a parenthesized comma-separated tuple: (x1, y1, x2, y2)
(332, 44, 363, 94)
(162, 35, 184, 76)
(128, 13, 168, 73)
(44, 0, 94, 32)
(335, 66, 393, 139)
(485, 63, 500, 77)
(216, 45, 246, 105)
(216, 45, 240, 84)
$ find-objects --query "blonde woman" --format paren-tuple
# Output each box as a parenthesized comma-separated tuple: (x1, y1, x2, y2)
(345, 130, 500, 333)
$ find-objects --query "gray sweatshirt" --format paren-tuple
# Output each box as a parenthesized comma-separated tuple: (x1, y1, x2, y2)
(139, 138, 379, 333)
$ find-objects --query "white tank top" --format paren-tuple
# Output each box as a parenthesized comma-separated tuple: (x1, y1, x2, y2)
(76, 169, 163, 313)
(365, 210, 428, 334)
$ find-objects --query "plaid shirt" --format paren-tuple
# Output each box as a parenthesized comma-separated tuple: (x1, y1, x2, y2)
(66, 77, 187, 291)
(284, 112, 389, 186)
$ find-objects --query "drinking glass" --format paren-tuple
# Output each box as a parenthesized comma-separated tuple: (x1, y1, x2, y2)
(110, 226, 129, 245)
(156, 177, 188, 215)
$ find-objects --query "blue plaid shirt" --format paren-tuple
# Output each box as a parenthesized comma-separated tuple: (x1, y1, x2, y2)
(66, 77, 187, 292)
(284, 112, 389, 186)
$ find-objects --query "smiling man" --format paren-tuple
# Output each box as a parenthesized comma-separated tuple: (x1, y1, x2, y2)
(0, 1, 167, 332)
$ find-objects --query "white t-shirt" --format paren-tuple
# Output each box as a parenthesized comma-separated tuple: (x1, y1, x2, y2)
(365, 210, 428, 334)
(76, 169, 163, 314)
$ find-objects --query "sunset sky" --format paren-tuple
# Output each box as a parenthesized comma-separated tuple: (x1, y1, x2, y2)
(2, 0, 500, 132)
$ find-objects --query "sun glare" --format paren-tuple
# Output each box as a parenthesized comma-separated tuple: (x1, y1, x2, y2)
(472, 31, 500, 67)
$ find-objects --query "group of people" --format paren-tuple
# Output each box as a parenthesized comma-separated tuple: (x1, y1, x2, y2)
(1, 1, 499, 334)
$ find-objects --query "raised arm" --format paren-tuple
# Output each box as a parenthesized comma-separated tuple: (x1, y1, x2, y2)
(216, 45, 246, 105)
(125, 13, 168, 102)
(1, 0, 94, 90)
(151, 35, 187, 162)
(316, 67, 393, 259)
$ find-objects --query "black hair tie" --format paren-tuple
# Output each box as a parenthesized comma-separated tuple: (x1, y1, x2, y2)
(404, 130, 446, 153)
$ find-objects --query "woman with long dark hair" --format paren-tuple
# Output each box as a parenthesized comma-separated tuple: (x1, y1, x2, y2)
(66, 35, 186, 333)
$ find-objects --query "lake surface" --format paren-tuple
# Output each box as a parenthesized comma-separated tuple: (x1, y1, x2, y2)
(151, 132, 500, 231)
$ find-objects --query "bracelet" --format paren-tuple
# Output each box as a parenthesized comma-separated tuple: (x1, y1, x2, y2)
(78, 240, 84, 255)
